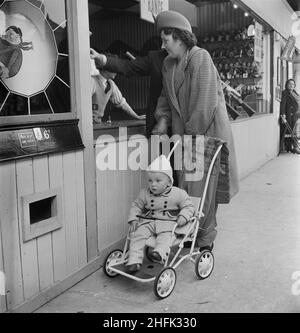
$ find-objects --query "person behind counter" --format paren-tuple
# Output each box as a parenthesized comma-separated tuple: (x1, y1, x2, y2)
(152, 10, 239, 252)
(90, 47, 167, 135)
(279, 79, 300, 154)
(90, 54, 145, 124)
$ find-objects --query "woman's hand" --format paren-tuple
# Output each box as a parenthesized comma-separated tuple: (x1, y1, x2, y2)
(151, 118, 168, 135)
(137, 114, 146, 120)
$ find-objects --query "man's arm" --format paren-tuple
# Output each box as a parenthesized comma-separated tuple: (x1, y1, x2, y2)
(119, 102, 146, 120)
(91, 48, 151, 77)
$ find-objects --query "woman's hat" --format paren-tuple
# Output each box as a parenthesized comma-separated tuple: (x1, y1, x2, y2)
(155, 10, 192, 33)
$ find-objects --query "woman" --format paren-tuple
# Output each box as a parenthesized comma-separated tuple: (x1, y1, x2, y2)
(152, 10, 239, 250)
(279, 79, 300, 154)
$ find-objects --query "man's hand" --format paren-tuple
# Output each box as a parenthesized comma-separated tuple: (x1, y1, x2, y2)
(90, 48, 107, 67)
(129, 220, 139, 233)
(151, 118, 168, 135)
(177, 215, 187, 227)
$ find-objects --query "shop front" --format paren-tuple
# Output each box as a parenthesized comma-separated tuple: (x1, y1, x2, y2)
(0, 0, 298, 313)
(232, 0, 300, 175)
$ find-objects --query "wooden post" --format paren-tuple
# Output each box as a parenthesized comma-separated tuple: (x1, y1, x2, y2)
(67, 0, 98, 261)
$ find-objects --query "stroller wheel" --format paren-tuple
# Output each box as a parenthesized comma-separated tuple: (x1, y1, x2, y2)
(154, 267, 177, 299)
(103, 249, 123, 278)
(195, 250, 214, 280)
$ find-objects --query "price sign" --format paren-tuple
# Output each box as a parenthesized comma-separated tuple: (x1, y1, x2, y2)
(18, 130, 37, 148)
(140, 0, 169, 23)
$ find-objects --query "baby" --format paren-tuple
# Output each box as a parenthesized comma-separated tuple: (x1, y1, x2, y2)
(126, 154, 195, 273)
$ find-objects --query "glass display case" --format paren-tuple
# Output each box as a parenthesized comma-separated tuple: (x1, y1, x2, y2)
(0, 0, 71, 119)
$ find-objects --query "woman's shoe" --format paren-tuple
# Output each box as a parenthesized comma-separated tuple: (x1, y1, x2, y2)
(199, 243, 214, 252)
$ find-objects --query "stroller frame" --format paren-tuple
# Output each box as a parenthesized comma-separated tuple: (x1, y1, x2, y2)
(280, 115, 300, 154)
(103, 143, 223, 299)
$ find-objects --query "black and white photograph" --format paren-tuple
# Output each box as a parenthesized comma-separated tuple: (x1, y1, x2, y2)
(0, 0, 300, 321)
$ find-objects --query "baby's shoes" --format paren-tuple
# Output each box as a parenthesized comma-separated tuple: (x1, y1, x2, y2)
(126, 263, 141, 273)
(148, 251, 162, 263)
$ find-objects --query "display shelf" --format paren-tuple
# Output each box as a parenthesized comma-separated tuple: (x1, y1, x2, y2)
(212, 56, 254, 62)
(228, 77, 262, 83)
(200, 37, 254, 47)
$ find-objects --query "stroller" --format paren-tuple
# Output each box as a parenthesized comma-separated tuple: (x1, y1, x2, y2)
(280, 115, 300, 154)
(103, 140, 224, 299)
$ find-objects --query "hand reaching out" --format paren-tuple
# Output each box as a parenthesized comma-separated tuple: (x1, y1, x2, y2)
(90, 48, 107, 67)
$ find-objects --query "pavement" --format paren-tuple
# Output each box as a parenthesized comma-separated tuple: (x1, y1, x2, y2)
(35, 152, 300, 313)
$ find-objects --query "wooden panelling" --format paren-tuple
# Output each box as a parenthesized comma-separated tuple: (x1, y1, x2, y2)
(0, 217, 6, 312)
(90, 12, 156, 56)
(10, 255, 104, 313)
(0, 149, 87, 312)
(62, 153, 79, 275)
(33, 157, 54, 291)
(0, 162, 24, 309)
(97, 169, 142, 252)
(96, 139, 145, 252)
(16, 159, 40, 300)
(197, 2, 252, 39)
(75, 151, 87, 267)
(48, 154, 67, 283)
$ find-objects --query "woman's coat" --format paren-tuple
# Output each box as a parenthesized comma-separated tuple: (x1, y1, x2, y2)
(155, 46, 239, 200)
(280, 89, 300, 128)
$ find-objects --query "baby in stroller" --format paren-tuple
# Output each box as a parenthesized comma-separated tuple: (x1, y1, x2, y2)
(126, 154, 195, 273)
